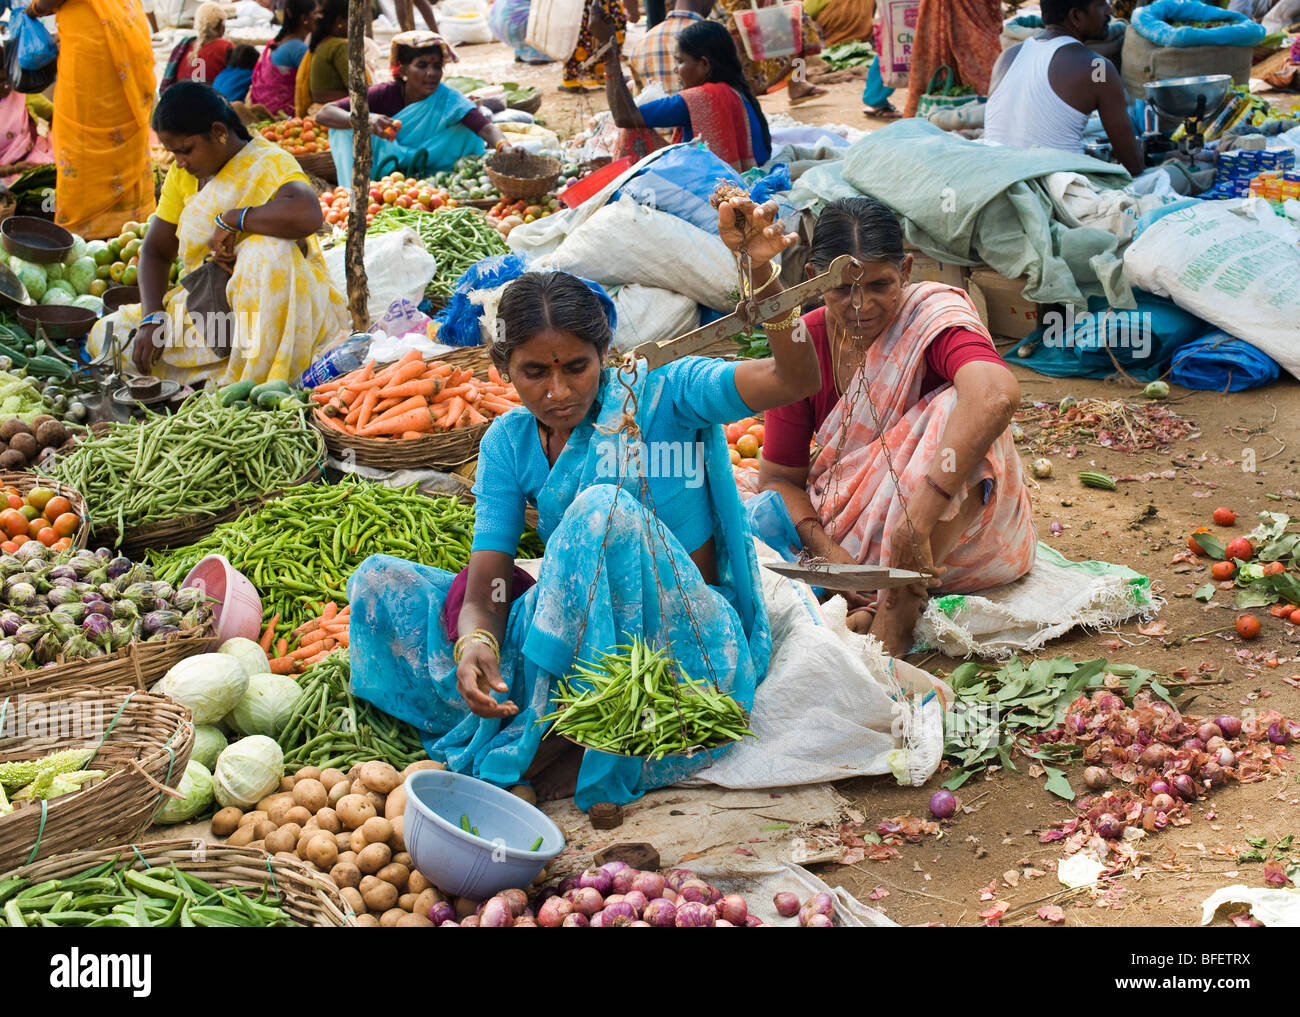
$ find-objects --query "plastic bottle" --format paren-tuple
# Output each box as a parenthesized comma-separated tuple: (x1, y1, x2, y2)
(298, 332, 372, 388)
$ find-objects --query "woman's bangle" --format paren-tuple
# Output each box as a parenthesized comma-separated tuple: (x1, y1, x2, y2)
(453, 629, 501, 665)
(238, 207, 249, 232)
(214, 213, 236, 234)
(925, 475, 954, 500)
(139, 311, 166, 328)
(740, 262, 778, 299)
(763, 305, 801, 332)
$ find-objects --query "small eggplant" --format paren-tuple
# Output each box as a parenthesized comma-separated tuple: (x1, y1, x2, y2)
(172, 587, 205, 612)
(141, 610, 181, 637)
(13, 623, 43, 645)
(4, 581, 36, 607)
(82, 613, 111, 639)
(94, 547, 112, 561)
(148, 624, 181, 640)
(0, 610, 21, 636)
(48, 565, 78, 583)
(105, 556, 133, 580)
(48, 587, 82, 607)
(87, 600, 112, 618)
(52, 602, 87, 624)
(112, 600, 138, 621)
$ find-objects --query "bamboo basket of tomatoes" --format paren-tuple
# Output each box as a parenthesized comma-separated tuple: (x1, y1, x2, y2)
(253, 116, 335, 183)
(0, 473, 89, 552)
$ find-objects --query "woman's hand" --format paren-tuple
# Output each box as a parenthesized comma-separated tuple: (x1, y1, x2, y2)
(132, 320, 165, 375)
(890, 518, 945, 600)
(209, 223, 237, 271)
(370, 113, 399, 140)
(457, 643, 518, 719)
(718, 197, 797, 267)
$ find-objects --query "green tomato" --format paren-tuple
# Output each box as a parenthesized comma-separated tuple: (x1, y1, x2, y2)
(121, 264, 138, 286)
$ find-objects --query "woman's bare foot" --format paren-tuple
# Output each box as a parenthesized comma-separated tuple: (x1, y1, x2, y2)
(788, 80, 829, 105)
(867, 586, 927, 656)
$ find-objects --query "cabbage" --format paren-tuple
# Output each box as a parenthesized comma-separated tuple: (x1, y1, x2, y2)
(218, 636, 269, 680)
(191, 724, 228, 770)
(154, 759, 214, 824)
(160, 652, 248, 725)
(71, 294, 103, 315)
(213, 735, 283, 808)
(11, 259, 45, 301)
(44, 261, 65, 282)
(226, 672, 303, 738)
(66, 256, 96, 294)
(40, 284, 76, 306)
(64, 234, 87, 263)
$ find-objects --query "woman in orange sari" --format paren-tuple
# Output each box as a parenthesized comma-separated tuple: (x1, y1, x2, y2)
(757, 197, 1035, 655)
(903, 0, 1002, 117)
(26, 0, 155, 239)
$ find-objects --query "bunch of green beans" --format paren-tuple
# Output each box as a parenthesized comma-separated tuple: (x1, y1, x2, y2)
(279, 651, 427, 771)
(367, 207, 509, 301)
(539, 636, 753, 761)
(51, 391, 320, 537)
(149, 480, 490, 644)
(0, 858, 295, 927)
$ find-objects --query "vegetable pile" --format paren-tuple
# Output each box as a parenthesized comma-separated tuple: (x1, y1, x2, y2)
(253, 116, 329, 156)
(485, 196, 563, 238)
(310, 350, 522, 438)
(0, 480, 81, 553)
(0, 855, 300, 927)
(541, 636, 753, 760)
(0, 372, 58, 427)
(1013, 396, 1197, 456)
(1186, 510, 1300, 616)
(321, 173, 458, 230)
(428, 154, 502, 203)
(366, 206, 509, 302)
(0, 748, 106, 817)
(0, 544, 211, 670)
(725, 416, 764, 473)
(51, 391, 320, 537)
(212, 756, 443, 927)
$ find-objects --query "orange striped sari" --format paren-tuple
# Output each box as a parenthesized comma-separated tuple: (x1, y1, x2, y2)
(807, 282, 1036, 593)
(52, 0, 156, 239)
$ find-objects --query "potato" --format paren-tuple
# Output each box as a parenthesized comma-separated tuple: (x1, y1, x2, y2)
(327, 780, 351, 806)
(392, 851, 412, 869)
(266, 796, 298, 826)
(403, 759, 445, 777)
(407, 869, 433, 896)
(296, 829, 321, 857)
(252, 819, 277, 840)
(227, 824, 258, 847)
(398, 892, 417, 912)
(412, 888, 442, 918)
(334, 832, 353, 853)
(389, 815, 406, 853)
(336, 793, 376, 831)
(363, 790, 386, 815)
(358, 761, 401, 795)
(264, 826, 299, 855)
(313, 807, 341, 834)
(294, 765, 322, 782)
(380, 907, 406, 927)
(301, 818, 320, 833)
(349, 829, 368, 854)
(397, 912, 435, 928)
(279, 775, 296, 792)
(247, 840, 265, 852)
(354, 913, 381, 927)
(340, 886, 365, 915)
(377, 862, 410, 892)
(357, 842, 391, 875)
(318, 767, 347, 791)
(346, 762, 364, 782)
(338, 850, 358, 865)
(305, 832, 339, 870)
(360, 816, 393, 846)
(330, 861, 362, 889)
(292, 778, 328, 814)
(258, 791, 293, 814)
(360, 875, 398, 912)
(283, 805, 313, 827)
(211, 807, 244, 837)
(236, 809, 268, 829)
(384, 784, 407, 820)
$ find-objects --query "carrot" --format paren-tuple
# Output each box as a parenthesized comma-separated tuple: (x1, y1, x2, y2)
(478, 395, 518, 416)
(463, 405, 489, 427)
(359, 406, 436, 437)
(432, 383, 472, 404)
(364, 394, 429, 427)
(269, 656, 297, 675)
(290, 617, 322, 638)
(258, 613, 280, 653)
(379, 377, 442, 399)
(301, 648, 336, 667)
(488, 364, 504, 385)
(298, 627, 332, 649)
(322, 602, 338, 622)
(315, 411, 350, 433)
(309, 392, 334, 406)
(354, 387, 379, 430)
(357, 359, 375, 383)
(290, 637, 335, 661)
(276, 638, 289, 658)
(441, 395, 467, 423)
(400, 430, 424, 440)
(429, 362, 453, 378)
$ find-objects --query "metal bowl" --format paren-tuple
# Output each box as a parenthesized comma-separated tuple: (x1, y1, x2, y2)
(17, 304, 98, 341)
(101, 285, 140, 313)
(1, 216, 75, 265)
(1143, 75, 1232, 120)
(0, 262, 32, 309)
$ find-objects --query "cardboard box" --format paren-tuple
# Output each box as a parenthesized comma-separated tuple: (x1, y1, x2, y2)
(966, 268, 1040, 340)
(908, 249, 968, 289)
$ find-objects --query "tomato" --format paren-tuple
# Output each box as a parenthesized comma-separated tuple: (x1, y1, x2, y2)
(1269, 602, 1294, 617)
(0, 508, 27, 538)
(738, 458, 760, 471)
(1188, 527, 1212, 555)
(43, 496, 71, 520)
(1291, 607, 1300, 625)
(1262, 561, 1286, 576)
(51, 512, 79, 538)
(381, 188, 399, 205)
(429, 194, 444, 208)
(4, 493, 21, 511)
(1235, 614, 1261, 639)
(735, 434, 760, 460)
(746, 423, 765, 443)
(325, 210, 342, 225)
(34, 526, 57, 547)
(728, 447, 741, 465)
(367, 203, 381, 215)
(1210, 560, 1236, 581)
(0, 540, 16, 554)
(1212, 507, 1237, 526)
(1225, 537, 1254, 561)
(396, 194, 413, 208)
(302, 130, 316, 143)
(724, 422, 744, 444)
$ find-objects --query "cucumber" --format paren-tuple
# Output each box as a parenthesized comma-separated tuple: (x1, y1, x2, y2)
(219, 380, 256, 406)
(0, 342, 29, 367)
(1079, 471, 1116, 491)
(255, 388, 286, 410)
(248, 379, 291, 404)
(233, 399, 250, 409)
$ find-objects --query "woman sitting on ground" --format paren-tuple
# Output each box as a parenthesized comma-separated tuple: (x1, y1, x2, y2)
(0, 43, 53, 186)
(315, 31, 513, 186)
(248, 0, 318, 117)
(161, 2, 235, 91)
(346, 197, 821, 806)
(212, 44, 259, 103)
(755, 196, 1036, 655)
(595, 15, 773, 170)
(87, 83, 347, 387)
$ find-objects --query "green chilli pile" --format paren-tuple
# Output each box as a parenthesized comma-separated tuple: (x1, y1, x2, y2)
(367, 206, 508, 301)
(51, 391, 320, 536)
(540, 637, 753, 760)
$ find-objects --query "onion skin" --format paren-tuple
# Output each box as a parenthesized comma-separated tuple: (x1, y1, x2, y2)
(537, 896, 573, 928)
(564, 886, 604, 916)
(1142, 807, 1157, 832)
(928, 790, 957, 818)
(717, 894, 748, 925)
(428, 901, 455, 925)
(773, 891, 800, 917)
(643, 898, 677, 927)
(665, 868, 696, 892)
(1095, 813, 1122, 839)
(674, 901, 716, 927)
(610, 867, 638, 895)
(460, 914, 481, 927)
(578, 868, 613, 896)
(623, 890, 649, 917)
(480, 896, 514, 928)
(561, 913, 589, 927)
(630, 871, 665, 899)
(500, 888, 529, 918)
(805, 914, 834, 927)
(1214, 715, 1242, 739)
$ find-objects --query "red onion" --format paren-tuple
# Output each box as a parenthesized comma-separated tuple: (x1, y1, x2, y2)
(805, 914, 833, 927)
(601, 901, 638, 922)
(428, 901, 455, 925)
(717, 894, 748, 925)
(1083, 766, 1110, 790)
(715, 919, 735, 927)
(1137, 730, 1151, 746)
(660, 888, 678, 903)
(805, 892, 834, 918)
(561, 913, 589, 928)
(610, 867, 638, 894)
(1098, 694, 1122, 712)
(460, 915, 480, 927)
(1267, 723, 1291, 745)
(629, 920, 651, 927)
(623, 890, 649, 916)
(665, 868, 696, 892)
(1201, 762, 1226, 787)
(537, 896, 573, 927)
(480, 896, 514, 928)
(439, 920, 459, 927)
(587, 911, 608, 929)
(578, 868, 613, 896)
(1214, 715, 1242, 738)
(1150, 779, 1170, 796)
(773, 891, 800, 917)
(928, 790, 957, 818)
(500, 888, 529, 918)
(604, 893, 626, 905)
(599, 860, 630, 875)
(1171, 773, 1198, 800)
(1183, 737, 1205, 751)
(1197, 722, 1222, 743)
(1217, 747, 1235, 767)
(564, 886, 604, 916)
(1095, 813, 1122, 839)
(513, 916, 538, 927)
(630, 871, 665, 899)
(535, 886, 559, 905)
(558, 875, 579, 896)
(608, 915, 634, 927)
(1150, 793, 1175, 812)
(1153, 812, 1169, 830)
(745, 914, 764, 927)
(677, 879, 715, 904)
(675, 901, 716, 927)
(1137, 743, 1168, 768)
(643, 898, 677, 927)
(1204, 736, 1227, 755)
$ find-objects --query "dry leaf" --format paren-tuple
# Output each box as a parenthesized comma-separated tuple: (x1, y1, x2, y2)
(1036, 905, 1066, 923)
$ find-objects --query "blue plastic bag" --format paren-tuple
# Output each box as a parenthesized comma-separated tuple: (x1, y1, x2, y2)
(749, 163, 792, 205)
(613, 144, 744, 235)
(1132, 1, 1266, 47)
(11, 2, 58, 71)
(487, 0, 551, 63)
(1169, 330, 1280, 392)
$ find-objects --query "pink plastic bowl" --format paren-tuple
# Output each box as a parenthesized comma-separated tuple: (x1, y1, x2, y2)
(181, 554, 263, 644)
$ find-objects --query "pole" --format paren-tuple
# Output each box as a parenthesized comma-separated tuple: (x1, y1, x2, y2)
(345, 0, 371, 332)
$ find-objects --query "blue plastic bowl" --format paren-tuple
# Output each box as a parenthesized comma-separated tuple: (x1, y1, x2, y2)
(403, 769, 565, 901)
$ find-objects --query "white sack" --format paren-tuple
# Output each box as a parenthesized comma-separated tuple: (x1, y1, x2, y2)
(324, 228, 436, 323)
(610, 284, 699, 352)
(525, 0, 585, 61)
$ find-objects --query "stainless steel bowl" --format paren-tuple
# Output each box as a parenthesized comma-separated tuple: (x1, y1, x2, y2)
(1144, 75, 1232, 120)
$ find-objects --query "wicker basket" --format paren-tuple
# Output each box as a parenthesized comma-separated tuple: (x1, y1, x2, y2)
(507, 90, 543, 115)
(0, 838, 358, 926)
(0, 471, 91, 549)
(297, 150, 337, 184)
(485, 151, 561, 202)
(0, 622, 214, 699)
(0, 686, 194, 872)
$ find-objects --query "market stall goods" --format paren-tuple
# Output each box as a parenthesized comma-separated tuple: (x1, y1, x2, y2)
(366, 206, 509, 303)
(266, 602, 349, 676)
(320, 173, 458, 230)
(485, 196, 563, 237)
(0, 473, 86, 551)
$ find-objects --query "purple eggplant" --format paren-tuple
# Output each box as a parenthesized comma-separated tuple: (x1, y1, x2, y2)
(5, 581, 36, 607)
(106, 556, 132, 579)
(48, 565, 78, 582)
(141, 610, 181, 637)
(83, 613, 111, 638)
(149, 625, 181, 640)
(48, 587, 81, 607)
(94, 547, 112, 560)
(13, 622, 44, 645)
(0, 610, 21, 636)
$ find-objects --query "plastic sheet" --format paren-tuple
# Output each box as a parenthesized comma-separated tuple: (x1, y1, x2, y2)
(1169, 330, 1281, 392)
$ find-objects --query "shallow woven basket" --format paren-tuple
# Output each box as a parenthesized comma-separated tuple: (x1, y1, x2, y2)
(0, 621, 214, 699)
(85, 426, 325, 559)
(297, 150, 337, 184)
(0, 838, 357, 926)
(0, 471, 91, 549)
(507, 90, 543, 115)
(0, 686, 194, 872)
(485, 150, 561, 202)
(310, 347, 496, 471)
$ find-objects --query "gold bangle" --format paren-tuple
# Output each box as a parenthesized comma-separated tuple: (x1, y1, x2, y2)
(739, 262, 778, 298)
(763, 305, 802, 332)
(453, 630, 500, 665)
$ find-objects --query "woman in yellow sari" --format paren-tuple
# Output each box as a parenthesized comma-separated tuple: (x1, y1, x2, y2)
(26, 0, 155, 239)
(88, 84, 348, 387)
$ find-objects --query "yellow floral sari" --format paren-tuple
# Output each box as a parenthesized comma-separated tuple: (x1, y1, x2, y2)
(88, 139, 348, 387)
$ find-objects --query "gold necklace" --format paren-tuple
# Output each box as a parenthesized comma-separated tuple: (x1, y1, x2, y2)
(829, 318, 870, 398)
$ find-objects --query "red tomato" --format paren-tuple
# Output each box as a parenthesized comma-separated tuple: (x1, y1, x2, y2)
(1225, 537, 1254, 561)
(1262, 561, 1286, 576)
(1235, 614, 1261, 639)
(1212, 507, 1237, 526)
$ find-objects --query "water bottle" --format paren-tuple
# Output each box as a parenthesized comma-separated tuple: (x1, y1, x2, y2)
(299, 332, 372, 388)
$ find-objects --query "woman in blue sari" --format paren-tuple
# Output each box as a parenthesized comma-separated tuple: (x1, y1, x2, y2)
(347, 197, 821, 809)
(315, 31, 512, 188)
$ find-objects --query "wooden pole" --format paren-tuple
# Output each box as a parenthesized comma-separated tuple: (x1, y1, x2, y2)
(345, 0, 371, 332)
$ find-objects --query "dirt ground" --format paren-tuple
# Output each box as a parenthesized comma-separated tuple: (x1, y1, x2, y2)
(449, 39, 1300, 927)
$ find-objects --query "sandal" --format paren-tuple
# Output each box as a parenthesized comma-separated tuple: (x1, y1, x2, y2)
(864, 103, 902, 119)
(788, 85, 829, 107)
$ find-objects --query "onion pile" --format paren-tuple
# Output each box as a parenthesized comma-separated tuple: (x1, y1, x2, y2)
(425, 863, 839, 927)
